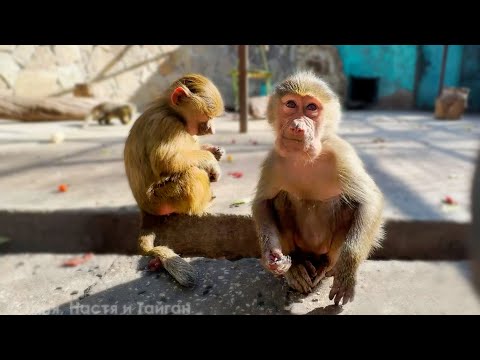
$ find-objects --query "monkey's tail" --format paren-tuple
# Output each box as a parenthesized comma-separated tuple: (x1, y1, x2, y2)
(138, 230, 198, 287)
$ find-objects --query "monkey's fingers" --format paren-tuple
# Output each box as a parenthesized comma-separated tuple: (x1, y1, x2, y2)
(312, 268, 327, 287)
(212, 146, 225, 161)
(304, 260, 317, 278)
(329, 278, 355, 305)
(342, 287, 355, 305)
(297, 264, 314, 288)
(288, 265, 313, 293)
(325, 269, 335, 277)
(285, 267, 312, 294)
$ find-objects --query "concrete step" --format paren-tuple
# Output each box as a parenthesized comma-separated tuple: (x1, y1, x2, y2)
(0, 209, 470, 260)
(1, 254, 478, 315)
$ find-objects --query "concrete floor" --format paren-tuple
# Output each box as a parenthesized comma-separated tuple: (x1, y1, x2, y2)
(0, 110, 479, 222)
(1, 254, 479, 315)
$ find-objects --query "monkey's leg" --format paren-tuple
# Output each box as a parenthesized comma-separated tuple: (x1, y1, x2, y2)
(147, 167, 213, 216)
(83, 115, 93, 129)
(121, 114, 131, 125)
(311, 232, 346, 288)
(138, 229, 197, 288)
(275, 202, 319, 293)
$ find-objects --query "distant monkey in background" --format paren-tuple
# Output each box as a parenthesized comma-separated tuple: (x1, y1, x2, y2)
(84, 102, 135, 128)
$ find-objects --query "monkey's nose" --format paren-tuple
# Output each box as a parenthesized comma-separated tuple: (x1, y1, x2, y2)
(289, 126, 304, 134)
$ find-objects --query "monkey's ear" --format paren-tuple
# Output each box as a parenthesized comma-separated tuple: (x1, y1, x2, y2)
(171, 87, 189, 106)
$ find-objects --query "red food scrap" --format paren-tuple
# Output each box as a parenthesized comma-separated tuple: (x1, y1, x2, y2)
(228, 171, 243, 178)
(62, 252, 94, 267)
(147, 258, 163, 271)
(269, 253, 281, 263)
(443, 196, 457, 205)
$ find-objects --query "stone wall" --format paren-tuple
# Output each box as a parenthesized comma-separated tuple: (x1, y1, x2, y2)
(0, 45, 346, 111)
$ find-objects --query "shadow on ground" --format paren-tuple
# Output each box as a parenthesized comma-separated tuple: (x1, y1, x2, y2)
(50, 256, 338, 315)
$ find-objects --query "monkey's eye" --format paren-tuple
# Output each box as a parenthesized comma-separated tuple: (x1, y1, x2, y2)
(285, 100, 296, 108)
(306, 103, 318, 111)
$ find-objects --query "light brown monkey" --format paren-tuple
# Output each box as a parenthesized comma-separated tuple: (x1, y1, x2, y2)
(84, 102, 135, 128)
(252, 71, 385, 305)
(124, 73, 225, 287)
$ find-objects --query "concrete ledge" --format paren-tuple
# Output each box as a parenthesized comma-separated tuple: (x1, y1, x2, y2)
(0, 209, 470, 260)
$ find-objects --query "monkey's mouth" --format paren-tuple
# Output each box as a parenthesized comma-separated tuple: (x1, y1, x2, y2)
(282, 135, 304, 143)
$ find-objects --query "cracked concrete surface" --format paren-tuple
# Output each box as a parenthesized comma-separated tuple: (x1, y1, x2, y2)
(1, 254, 479, 315)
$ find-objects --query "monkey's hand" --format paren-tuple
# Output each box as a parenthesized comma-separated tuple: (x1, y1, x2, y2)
(202, 144, 225, 161)
(261, 248, 291, 276)
(326, 267, 356, 305)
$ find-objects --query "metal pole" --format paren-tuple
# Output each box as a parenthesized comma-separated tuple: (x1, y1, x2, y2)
(238, 45, 248, 133)
(412, 45, 422, 109)
(438, 45, 449, 98)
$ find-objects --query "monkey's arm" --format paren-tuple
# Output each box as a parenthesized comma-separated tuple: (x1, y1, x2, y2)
(327, 137, 385, 305)
(252, 153, 291, 275)
(148, 123, 220, 178)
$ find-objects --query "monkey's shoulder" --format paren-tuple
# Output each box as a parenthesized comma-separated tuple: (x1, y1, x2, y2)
(322, 135, 357, 158)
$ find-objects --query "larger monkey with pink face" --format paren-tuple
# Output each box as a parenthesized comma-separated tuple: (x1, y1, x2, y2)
(252, 71, 385, 305)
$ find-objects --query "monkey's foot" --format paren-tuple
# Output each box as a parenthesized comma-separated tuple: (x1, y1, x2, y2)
(264, 250, 291, 275)
(147, 257, 163, 272)
(208, 166, 221, 182)
(326, 269, 355, 305)
(311, 264, 328, 288)
(163, 255, 198, 288)
(284, 263, 316, 294)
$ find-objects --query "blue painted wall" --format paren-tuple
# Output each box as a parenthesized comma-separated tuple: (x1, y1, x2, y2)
(335, 45, 479, 112)
(416, 45, 464, 110)
(336, 45, 417, 98)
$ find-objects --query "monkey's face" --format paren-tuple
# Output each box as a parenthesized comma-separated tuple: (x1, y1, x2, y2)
(185, 112, 215, 136)
(274, 94, 323, 159)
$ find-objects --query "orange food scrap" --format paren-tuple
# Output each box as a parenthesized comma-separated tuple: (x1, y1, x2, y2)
(58, 184, 68, 192)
